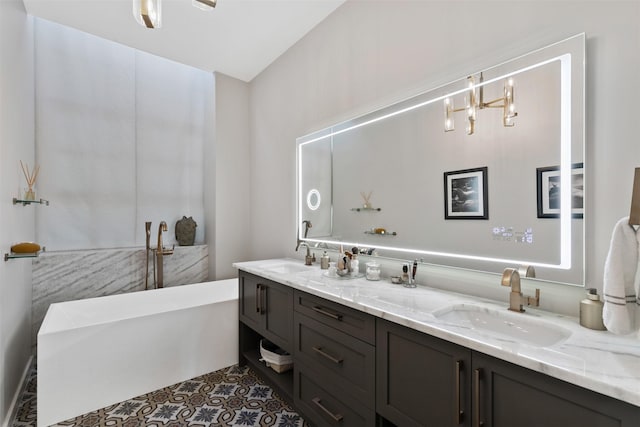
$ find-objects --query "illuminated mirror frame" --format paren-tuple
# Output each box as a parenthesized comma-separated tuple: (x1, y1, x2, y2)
(296, 34, 584, 283)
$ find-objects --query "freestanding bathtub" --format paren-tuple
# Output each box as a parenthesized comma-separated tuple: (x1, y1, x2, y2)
(37, 279, 238, 427)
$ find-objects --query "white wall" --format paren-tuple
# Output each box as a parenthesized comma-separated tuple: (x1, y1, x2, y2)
(34, 19, 210, 251)
(249, 1, 640, 314)
(0, 1, 34, 424)
(210, 73, 251, 279)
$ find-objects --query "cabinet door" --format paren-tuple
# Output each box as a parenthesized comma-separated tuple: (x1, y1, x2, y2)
(238, 273, 262, 331)
(473, 351, 640, 427)
(262, 280, 293, 352)
(377, 319, 471, 427)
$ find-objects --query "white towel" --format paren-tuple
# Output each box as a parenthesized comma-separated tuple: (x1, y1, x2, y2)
(603, 216, 640, 335)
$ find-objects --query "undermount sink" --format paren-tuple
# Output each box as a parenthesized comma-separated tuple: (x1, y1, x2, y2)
(433, 304, 571, 348)
(263, 262, 312, 275)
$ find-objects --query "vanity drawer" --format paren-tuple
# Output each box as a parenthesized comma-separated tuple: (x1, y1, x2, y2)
(294, 362, 375, 427)
(294, 312, 375, 408)
(293, 290, 375, 345)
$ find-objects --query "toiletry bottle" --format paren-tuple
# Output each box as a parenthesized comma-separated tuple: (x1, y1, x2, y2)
(401, 263, 409, 282)
(350, 247, 359, 275)
(320, 251, 329, 269)
(579, 288, 606, 330)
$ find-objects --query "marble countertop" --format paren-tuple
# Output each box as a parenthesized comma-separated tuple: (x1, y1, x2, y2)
(233, 258, 640, 408)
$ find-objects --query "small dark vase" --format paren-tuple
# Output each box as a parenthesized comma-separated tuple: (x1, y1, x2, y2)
(175, 216, 197, 246)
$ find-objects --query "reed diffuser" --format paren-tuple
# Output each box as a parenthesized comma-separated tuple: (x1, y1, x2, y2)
(20, 160, 40, 201)
(360, 191, 372, 209)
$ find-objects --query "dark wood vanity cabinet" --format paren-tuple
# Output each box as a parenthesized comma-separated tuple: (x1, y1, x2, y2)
(238, 271, 294, 402)
(237, 271, 640, 426)
(473, 352, 640, 427)
(293, 291, 377, 427)
(376, 318, 472, 427)
(377, 318, 640, 427)
(239, 271, 293, 351)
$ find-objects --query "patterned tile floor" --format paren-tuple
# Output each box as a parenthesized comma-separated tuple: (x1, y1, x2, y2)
(12, 364, 307, 427)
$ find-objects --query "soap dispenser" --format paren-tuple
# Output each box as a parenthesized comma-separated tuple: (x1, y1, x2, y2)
(320, 251, 330, 269)
(580, 288, 606, 331)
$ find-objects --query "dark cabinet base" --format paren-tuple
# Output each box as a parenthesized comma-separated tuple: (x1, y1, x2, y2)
(377, 318, 640, 427)
(239, 271, 640, 427)
(238, 272, 294, 405)
(238, 323, 294, 405)
(475, 352, 640, 427)
(294, 362, 376, 427)
(377, 318, 471, 427)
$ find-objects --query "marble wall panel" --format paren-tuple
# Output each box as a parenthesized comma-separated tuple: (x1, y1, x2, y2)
(31, 245, 208, 353)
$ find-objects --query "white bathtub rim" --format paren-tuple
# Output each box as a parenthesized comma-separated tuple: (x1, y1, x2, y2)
(37, 278, 239, 427)
(38, 279, 237, 335)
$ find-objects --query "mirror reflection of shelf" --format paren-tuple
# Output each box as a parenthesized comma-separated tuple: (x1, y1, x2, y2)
(364, 229, 397, 236)
(4, 247, 45, 261)
(351, 207, 381, 212)
(13, 198, 49, 206)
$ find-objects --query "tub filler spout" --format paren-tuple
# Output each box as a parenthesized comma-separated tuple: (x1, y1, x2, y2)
(156, 221, 174, 288)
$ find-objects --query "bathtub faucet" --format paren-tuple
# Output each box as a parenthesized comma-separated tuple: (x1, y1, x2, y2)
(145, 222, 152, 290)
(155, 221, 174, 288)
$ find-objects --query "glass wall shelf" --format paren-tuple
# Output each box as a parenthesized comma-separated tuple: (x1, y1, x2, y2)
(4, 248, 44, 261)
(351, 207, 381, 212)
(364, 230, 397, 236)
(13, 198, 49, 206)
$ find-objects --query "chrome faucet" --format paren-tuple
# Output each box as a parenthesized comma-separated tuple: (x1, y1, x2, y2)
(155, 221, 174, 288)
(501, 268, 540, 312)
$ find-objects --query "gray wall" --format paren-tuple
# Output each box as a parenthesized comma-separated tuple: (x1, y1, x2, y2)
(211, 73, 251, 280)
(34, 19, 210, 250)
(249, 1, 640, 313)
(0, 1, 34, 424)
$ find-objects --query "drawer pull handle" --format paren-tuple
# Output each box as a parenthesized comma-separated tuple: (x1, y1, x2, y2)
(256, 284, 263, 314)
(312, 305, 343, 321)
(312, 397, 343, 423)
(312, 346, 344, 364)
(474, 368, 484, 427)
(456, 360, 464, 425)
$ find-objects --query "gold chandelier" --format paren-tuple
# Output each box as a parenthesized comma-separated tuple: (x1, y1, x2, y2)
(444, 72, 517, 135)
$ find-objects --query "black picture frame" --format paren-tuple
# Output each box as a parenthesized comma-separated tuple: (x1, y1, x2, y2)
(536, 162, 584, 218)
(444, 167, 489, 220)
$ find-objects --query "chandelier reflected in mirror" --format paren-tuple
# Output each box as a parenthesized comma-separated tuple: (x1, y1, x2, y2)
(444, 72, 517, 135)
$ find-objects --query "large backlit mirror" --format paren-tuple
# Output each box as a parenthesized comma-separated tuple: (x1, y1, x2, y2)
(297, 34, 585, 286)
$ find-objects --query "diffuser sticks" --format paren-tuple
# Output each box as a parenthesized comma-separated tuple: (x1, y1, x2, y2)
(20, 160, 39, 201)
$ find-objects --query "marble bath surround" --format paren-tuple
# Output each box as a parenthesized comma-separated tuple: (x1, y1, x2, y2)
(32, 245, 208, 352)
(234, 258, 640, 408)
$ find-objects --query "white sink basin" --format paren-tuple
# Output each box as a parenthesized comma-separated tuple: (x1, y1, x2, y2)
(263, 261, 313, 275)
(433, 304, 571, 348)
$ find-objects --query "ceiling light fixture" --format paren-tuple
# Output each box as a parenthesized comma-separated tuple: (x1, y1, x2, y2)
(133, 0, 218, 28)
(133, 0, 161, 29)
(192, 0, 217, 10)
(444, 72, 517, 135)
